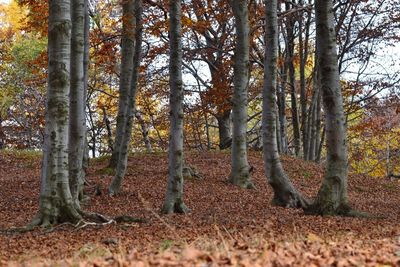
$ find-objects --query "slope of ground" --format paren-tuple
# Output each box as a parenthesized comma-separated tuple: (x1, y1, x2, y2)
(0, 150, 399, 266)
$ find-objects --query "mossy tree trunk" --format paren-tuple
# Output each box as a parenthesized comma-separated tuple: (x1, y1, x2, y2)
(228, 0, 254, 189)
(109, 0, 143, 195)
(305, 0, 350, 216)
(161, 0, 189, 214)
(36, 0, 81, 226)
(262, 0, 308, 208)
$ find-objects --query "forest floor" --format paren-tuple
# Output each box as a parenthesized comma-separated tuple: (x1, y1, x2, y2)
(0, 150, 399, 266)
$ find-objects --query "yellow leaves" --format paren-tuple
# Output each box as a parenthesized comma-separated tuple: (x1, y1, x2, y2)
(0, 0, 27, 38)
(181, 16, 194, 27)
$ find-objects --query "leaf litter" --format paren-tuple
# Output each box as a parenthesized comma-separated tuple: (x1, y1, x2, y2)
(0, 150, 399, 266)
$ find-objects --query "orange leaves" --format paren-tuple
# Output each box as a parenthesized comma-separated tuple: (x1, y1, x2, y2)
(18, 0, 48, 36)
(1, 151, 400, 265)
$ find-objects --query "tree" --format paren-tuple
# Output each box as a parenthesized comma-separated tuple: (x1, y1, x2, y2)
(284, 1, 301, 157)
(305, 0, 351, 216)
(108, 0, 136, 170)
(33, 0, 81, 226)
(228, 0, 254, 189)
(109, 0, 144, 195)
(161, 0, 189, 214)
(69, 0, 86, 205)
(262, 0, 308, 208)
(180, 0, 235, 150)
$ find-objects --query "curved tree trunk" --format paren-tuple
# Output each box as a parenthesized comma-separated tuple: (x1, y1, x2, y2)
(263, 0, 308, 208)
(305, 0, 351, 216)
(228, 0, 254, 189)
(108, 0, 136, 169)
(109, 0, 143, 195)
(69, 0, 86, 206)
(35, 0, 81, 226)
(161, 0, 189, 214)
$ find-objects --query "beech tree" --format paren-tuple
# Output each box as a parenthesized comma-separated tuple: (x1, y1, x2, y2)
(69, 0, 86, 204)
(109, 0, 143, 195)
(306, 0, 351, 215)
(161, 0, 189, 214)
(33, 0, 81, 226)
(262, 0, 308, 208)
(229, 0, 254, 189)
(108, 0, 136, 170)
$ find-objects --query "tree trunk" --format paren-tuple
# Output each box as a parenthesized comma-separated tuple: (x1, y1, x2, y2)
(305, 0, 351, 216)
(135, 109, 153, 152)
(299, 0, 311, 160)
(69, 0, 86, 206)
(285, 9, 301, 157)
(102, 106, 114, 152)
(161, 0, 189, 214)
(228, 0, 254, 189)
(108, 0, 136, 169)
(82, 0, 90, 177)
(277, 49, 288, 154)
(314, 88, 322, 161)
(216, 110, 232, 150)
(109, 0, 143, 195)
(263, 0, 308, 208)
(35, 0, 81, 226)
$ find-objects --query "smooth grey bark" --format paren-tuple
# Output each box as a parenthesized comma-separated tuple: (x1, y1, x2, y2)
(35, 0, 81, 226)
(216, 111, 232, 149)
(161, 0, 189, 214)
(263, 0, 308, 208)
(277, 45, 288, 154)
(306, 64, 321, 161)
(102, 106, 114, 152)
(228, 0, 254, 189)
(82, 0, 90, 175)
(305, 0, 351, 216)
(87, 104, 97, 158)
(69, 0, 86, 205)
(285, 7, 301, 157)
(109, 0, 143, 195)
(306, 81, 319, 161)
(299, 0, 311, 160)
(135, 109, 153, 152)
(275, 97, 282, 153)
(108, 0, 136, 169)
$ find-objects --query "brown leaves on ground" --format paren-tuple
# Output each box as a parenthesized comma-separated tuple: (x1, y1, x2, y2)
(0, 150, 399, 266)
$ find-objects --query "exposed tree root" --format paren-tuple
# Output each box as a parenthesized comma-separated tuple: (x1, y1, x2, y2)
(161, 200, 190, 215)
(229, 178, 256, 189)
(0, 209, 147, 234)
(271, 190, 310, 209)
(228, 166, 256, 189)
(304, 203, 379, 218)
(114, 215, 148, 223)
(182, 165, 203, 180)
(74, 218, 116, 230)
